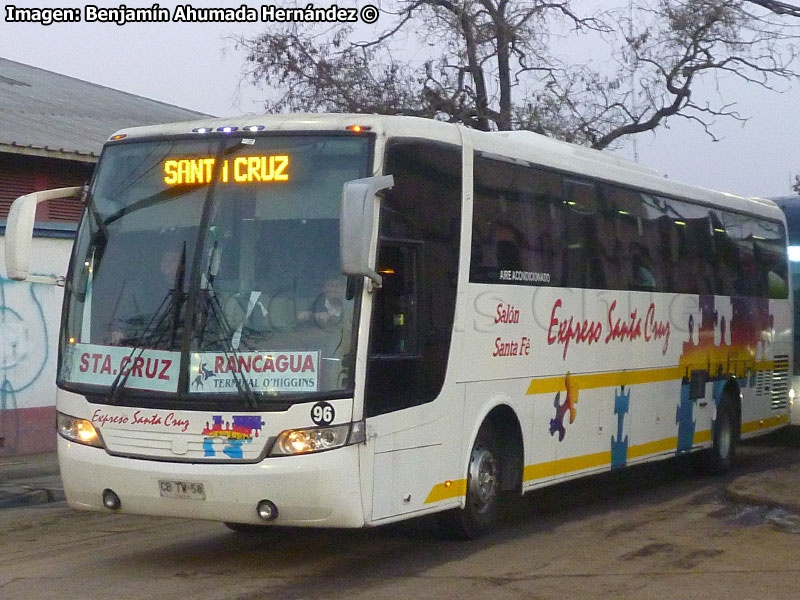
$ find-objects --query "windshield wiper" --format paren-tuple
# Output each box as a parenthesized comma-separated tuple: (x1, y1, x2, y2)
(169, 242, 187, 348)
(102, 184, 198, 228)
(192, 241, 258, 408)
(107, 243, 188, 402)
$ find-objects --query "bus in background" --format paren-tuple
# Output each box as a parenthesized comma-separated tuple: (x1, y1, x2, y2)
(4, 115, 792, 539)
(772, 194, 800, 424)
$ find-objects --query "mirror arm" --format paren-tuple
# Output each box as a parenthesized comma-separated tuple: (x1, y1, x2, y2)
(27, 274, 66, 287)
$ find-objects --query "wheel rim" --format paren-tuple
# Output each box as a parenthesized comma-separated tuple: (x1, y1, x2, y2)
(468, 446, 498, 513)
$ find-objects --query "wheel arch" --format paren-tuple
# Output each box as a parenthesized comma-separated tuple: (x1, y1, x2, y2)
(477, 403, 525, 494)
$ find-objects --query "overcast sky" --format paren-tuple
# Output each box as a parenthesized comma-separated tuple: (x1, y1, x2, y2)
(1, 0, 798, 199)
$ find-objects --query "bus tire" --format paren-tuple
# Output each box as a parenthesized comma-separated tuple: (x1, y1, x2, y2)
(694, 396, 737, 475)
(437, 422, 501, 540)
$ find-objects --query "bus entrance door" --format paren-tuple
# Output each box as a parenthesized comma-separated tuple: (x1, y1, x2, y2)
(366, 241, 448, 521)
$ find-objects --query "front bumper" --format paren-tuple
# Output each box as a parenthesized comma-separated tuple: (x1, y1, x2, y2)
(58, 436, 365, 527)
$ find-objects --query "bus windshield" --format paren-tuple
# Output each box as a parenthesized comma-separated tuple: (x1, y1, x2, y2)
(59, 134, 371, 403)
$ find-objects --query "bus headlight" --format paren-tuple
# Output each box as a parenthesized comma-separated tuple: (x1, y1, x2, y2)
(270, 421, 365, 456)
(57, 413, 105, 448)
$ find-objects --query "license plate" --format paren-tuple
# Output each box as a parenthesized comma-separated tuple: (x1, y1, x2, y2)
(158, 479, 205, 500)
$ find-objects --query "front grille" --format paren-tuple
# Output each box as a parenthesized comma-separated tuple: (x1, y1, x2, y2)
(771, 355, 790, 410)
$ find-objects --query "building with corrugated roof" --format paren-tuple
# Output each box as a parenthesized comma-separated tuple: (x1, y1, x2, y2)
(0, 57, 208, 221)
(0, 57, 209, 456)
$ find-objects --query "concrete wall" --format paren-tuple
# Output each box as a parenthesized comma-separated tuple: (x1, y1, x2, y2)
(0, 231, 74, 456)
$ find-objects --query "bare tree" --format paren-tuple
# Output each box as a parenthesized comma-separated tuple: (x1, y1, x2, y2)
(579, 0, 800, 148)
(748, 0, 800, 16)
(233, 0, 799, 150)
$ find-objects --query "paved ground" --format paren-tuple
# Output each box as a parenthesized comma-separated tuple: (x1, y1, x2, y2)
(2, 427, 800, 512)
(726, 462, 800, 512)
(0, 451, 63, 509)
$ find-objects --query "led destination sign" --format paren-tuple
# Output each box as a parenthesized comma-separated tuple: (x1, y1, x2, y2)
(163, 155, 290, 185)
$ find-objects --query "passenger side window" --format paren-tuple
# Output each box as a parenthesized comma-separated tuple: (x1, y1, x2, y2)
(471, 155, 561, 286)
(562, 179, 605, 289)
(749, 219, 789, 299)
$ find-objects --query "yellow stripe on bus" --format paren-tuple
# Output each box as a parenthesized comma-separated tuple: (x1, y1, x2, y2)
(526, 362, 775, 396)
(625, 436, 679, 460)
(425, 479, 467, 503)
(742, 413, 789, 433)
(424, 416, 786, 504)
(521, 432, 702, 480)
(523, 450, 611, 480)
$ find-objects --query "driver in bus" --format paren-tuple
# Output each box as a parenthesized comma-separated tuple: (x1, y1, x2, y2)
(298, 276, 346, 328)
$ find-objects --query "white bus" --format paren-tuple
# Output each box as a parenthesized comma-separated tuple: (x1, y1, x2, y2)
(5, 114, 791, 538)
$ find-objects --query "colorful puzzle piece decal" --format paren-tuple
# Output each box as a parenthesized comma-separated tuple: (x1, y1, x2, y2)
(203, 415, 265, 458)
(676, 383, 695, 454)
(712, 378, 727, 407)
(611, 386, 630, 469)
(674, 294, 776, 454)
(549, 391, 567, 441)
(679, 295, 773, 386)
(549, 372, 578, 442)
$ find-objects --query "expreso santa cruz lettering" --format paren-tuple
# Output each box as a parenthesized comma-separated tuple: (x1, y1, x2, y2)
(547, 299, 670, 360)
(92, 409, 190, 433)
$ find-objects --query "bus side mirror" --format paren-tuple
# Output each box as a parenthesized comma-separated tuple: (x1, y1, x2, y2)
(4, 186, 83, 285)
(340, 175, 394, 288)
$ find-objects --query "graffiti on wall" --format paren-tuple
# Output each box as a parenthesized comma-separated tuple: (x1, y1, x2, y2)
(0, 277, 52, 453)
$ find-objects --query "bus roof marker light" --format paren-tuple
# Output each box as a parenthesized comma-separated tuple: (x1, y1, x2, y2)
(192, 127, 211, 134)
(217, 126, 238, 133)
(246, 125, 265, 132)
(109, 134, 127, 141)
(346, 125, 371, 133)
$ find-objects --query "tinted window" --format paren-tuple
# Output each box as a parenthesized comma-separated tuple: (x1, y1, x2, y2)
(470, 153, 788, 298)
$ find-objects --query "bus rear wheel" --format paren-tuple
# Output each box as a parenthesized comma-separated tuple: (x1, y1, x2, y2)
(694, 395, 737, 475)
(437, 422, 501, 540)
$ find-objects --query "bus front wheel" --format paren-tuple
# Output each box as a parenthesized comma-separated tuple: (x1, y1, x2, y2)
(437, 422, 501, 539)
